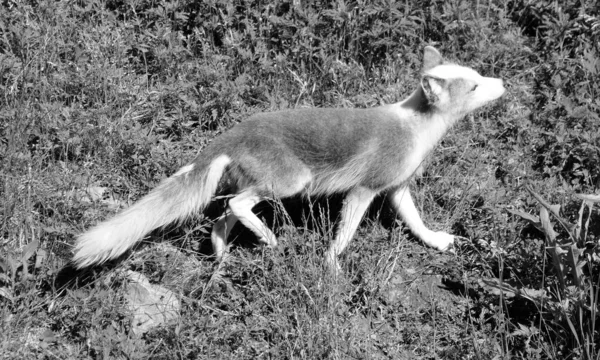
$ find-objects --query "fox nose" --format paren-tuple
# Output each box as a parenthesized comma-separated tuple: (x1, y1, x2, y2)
(496, 78, 506, 95)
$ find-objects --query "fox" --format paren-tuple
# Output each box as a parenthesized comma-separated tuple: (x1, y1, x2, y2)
(72, 46, 505, 272)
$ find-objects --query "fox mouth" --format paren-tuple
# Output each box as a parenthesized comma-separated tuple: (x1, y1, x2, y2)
(483, 92, 508, 110)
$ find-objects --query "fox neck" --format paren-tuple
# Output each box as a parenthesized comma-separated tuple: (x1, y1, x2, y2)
(396, 87, 463, 148)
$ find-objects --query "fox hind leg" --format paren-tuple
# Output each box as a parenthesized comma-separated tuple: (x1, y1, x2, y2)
(388, 186, 454, 251)
(326, 187, 377, 273)
(216, 168, 312, 258)
(227, 190, 278, 248)
(211, 210, 238, 261)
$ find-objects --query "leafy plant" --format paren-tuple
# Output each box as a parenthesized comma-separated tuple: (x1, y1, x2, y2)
(486, 187, 600, 358)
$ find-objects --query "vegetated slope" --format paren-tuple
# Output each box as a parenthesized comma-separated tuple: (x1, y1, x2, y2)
(1, 0, 599, 358)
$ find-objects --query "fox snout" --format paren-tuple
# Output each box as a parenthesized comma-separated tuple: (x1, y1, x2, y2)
(494, 77, 507, 98)
(487, 77, 506, 97)
(478, 76, 506, 105)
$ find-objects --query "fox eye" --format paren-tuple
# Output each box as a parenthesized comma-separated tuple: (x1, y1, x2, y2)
(471, 84, 478, 92)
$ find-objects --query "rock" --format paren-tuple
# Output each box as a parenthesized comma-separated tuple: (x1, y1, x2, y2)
(124, 270, 181, 335)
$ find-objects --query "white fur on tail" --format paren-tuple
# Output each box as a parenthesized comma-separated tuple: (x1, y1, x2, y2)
(72, 155, 231, 268)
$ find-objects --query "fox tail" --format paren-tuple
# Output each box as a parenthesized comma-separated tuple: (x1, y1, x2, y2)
(72, 155, 231, 268)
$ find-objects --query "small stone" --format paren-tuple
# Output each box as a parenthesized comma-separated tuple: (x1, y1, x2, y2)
(124, 270, 181, 335)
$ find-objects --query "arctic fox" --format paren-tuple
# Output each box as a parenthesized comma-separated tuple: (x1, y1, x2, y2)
(73, 46, 505, 271)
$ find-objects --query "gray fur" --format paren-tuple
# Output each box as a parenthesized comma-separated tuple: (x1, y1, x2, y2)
(198, 106, 417, 197)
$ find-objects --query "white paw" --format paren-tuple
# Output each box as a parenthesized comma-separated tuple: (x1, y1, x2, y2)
(325, 253, 343, 277)
(259, 234, 278, 248)
(427, 231, 455, 252)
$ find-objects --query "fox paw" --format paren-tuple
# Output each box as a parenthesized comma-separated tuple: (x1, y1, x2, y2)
(325, 253, 343, 277)
(259, 234, 279, 249)
(427, 231, 455, 252)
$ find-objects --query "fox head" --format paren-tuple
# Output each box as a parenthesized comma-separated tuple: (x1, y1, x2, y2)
(420, 46, 505, 116)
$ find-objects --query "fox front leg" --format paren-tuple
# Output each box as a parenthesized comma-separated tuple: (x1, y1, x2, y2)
(388, 185, 454, 251)
(326, 186, 378, 274)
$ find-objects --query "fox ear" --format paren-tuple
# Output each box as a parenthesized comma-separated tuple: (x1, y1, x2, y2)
(421, 75, 445, 104)
(422, 46, 444, 72)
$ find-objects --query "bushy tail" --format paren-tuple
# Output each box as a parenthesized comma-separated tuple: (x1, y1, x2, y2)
(72, 155, 231, 268)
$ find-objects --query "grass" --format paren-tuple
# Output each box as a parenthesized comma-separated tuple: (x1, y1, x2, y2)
(1, 0, 600, 358)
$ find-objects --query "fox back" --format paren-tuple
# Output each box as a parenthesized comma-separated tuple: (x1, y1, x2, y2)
(207, 107, 415, 197)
